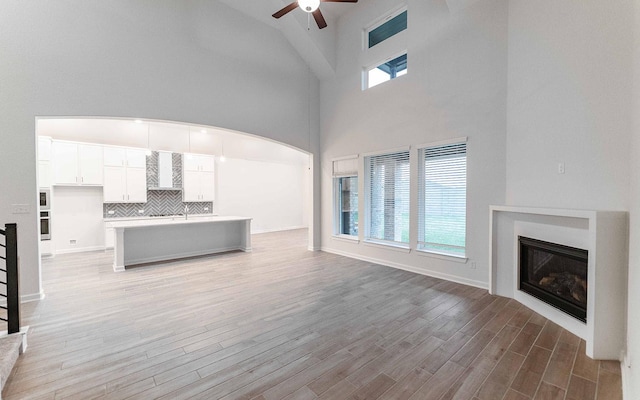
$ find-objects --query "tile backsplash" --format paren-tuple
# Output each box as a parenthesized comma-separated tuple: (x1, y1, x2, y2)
(103, 151, 213, 218)
(103, 191, 212, 218)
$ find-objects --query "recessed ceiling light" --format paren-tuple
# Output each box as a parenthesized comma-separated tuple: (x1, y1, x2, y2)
(134, 119, 143, 124)
(200, 129, 206, 134)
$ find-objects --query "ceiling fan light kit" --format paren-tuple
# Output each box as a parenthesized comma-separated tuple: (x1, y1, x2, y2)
(298, 0, 320, 13)
(272, 0, 358, 29)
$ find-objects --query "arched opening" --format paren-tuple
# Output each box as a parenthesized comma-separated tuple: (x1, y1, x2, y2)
(35, 117, 313, 266)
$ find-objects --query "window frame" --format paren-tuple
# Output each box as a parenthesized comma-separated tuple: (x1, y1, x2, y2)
(363, 146, 411, 249)
(416, 137, 468, 259)
(364, 6, 408, 50)
(364, 51, 408, 90)
(332, 156, 360, 240)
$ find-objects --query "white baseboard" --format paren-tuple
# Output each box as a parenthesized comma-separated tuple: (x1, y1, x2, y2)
(56, 245, 104, 255)
(321, 246, 488, 290)
(622, 352, 631, 400)
(252, 226, 308, 234)
(20, 292, 44, 303)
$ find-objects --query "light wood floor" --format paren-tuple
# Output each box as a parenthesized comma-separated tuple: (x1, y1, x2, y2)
(5, 229, 622, 400)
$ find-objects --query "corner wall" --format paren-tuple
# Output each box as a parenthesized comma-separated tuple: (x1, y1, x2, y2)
(0, 1, 319, 300)
(625, 0, 640, 397)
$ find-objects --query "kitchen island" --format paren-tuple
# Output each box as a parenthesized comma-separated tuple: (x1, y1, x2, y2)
(111, 216, 252, 271)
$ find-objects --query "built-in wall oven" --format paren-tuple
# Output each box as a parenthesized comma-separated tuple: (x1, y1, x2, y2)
(39, 189, 51, 240)
(39, 189, 50, 210)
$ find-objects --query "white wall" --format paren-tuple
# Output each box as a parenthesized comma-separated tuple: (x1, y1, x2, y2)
(52, 186, 105, 254)
(216, 158, 309, 234)
(506, 0, 633, 210)
(0, 0, 320, 300)
(626, 1, 640, 397)
(319, 0, 508, 288)
(507, 0, 637, 385)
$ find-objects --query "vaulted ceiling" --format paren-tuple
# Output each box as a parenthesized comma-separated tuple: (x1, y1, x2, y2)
(215, 0, 483, 80)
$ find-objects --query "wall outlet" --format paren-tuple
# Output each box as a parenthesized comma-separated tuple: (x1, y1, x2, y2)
(70, 239, 77, 245)
(11, 204, 29, 214)
(108, 210, 115, 215)
(138, 209, 144, 214)
(471, 262, 477, 269)
(558, 162, 565, 174)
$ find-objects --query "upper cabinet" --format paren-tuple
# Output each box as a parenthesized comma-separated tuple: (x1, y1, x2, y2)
(183, 153, 215, 172)
(52, 141, 103, 186)
(103, 147, 148, 203)
(183, 153, 215, 202)
(38, 137, 52, 188)
(103, 147, 146, 168)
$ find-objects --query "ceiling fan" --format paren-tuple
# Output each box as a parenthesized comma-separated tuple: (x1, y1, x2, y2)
(272, 0, 358, 30)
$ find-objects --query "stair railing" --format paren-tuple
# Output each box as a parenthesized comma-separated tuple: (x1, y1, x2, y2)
(0, 224, 20, 334)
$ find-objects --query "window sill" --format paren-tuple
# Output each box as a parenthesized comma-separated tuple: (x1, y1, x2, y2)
(415, 248, 468, 264)
(332, 235, 359, 244)
(362, 239, 411, 253)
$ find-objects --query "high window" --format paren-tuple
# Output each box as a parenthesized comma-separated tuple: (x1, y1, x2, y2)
(367, 53, 407, 89)
(417, 141, 467, 257)
(367, 9, 407, 48)
(363, 8, 408, 90)
(333, 157, 359, 237)
(364, 150, 410, 245)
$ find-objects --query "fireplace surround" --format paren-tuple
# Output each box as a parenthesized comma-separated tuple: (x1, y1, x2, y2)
(489, 206, 627, 360)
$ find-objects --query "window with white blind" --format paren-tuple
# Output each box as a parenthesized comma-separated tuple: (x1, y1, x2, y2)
(364, 150, 410, 245)
(418, 141, 467, 257)
(333, 157, 359, 237)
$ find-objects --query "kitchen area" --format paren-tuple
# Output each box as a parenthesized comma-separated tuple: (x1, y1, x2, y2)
(36, 118, 310, 269)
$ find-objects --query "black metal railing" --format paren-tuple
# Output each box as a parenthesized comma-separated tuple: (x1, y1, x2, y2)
(0, 224, 20, 334)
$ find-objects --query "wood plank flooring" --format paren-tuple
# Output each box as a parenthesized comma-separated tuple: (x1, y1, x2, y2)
(4, 229, 622, 399)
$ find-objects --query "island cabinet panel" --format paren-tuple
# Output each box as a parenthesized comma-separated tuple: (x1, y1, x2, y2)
(183, 153, 215, 202)
(112, 216, 252, 271)
(103, 146, 147, 203)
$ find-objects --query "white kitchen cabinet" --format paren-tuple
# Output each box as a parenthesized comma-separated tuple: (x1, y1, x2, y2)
(103, 167, 126, 202)
(38, 136, 52, 161)
(38, 137, 53, 188)
(183, 154, 215, 202)
(103, 147, 147, 168)
(103, 146, 147, 203)
(200, 171, 215, 201)
(184, 153, 214, 172)
(103, 147, 126, 167)
(38, 161, 52, 188)
(52, 141, 103, 185)
(103, 166, 147, 203)
(78, 144, 103, 184)
(126, 168, 147, 202)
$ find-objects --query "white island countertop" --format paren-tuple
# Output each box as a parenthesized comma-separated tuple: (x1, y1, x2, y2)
(112, 215, 252, 271)
(110, 215, 250, 229)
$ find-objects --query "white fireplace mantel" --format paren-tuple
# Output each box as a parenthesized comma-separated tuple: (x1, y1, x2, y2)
(489, 205, 628, 360)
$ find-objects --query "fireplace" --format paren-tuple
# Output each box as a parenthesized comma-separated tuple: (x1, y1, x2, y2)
(519, 236, 588, 322)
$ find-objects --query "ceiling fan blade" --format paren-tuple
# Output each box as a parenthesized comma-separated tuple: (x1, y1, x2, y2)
(312, 9, 328, 29)
(321, 0, 358, 3)
(273, 2, 299, 19)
